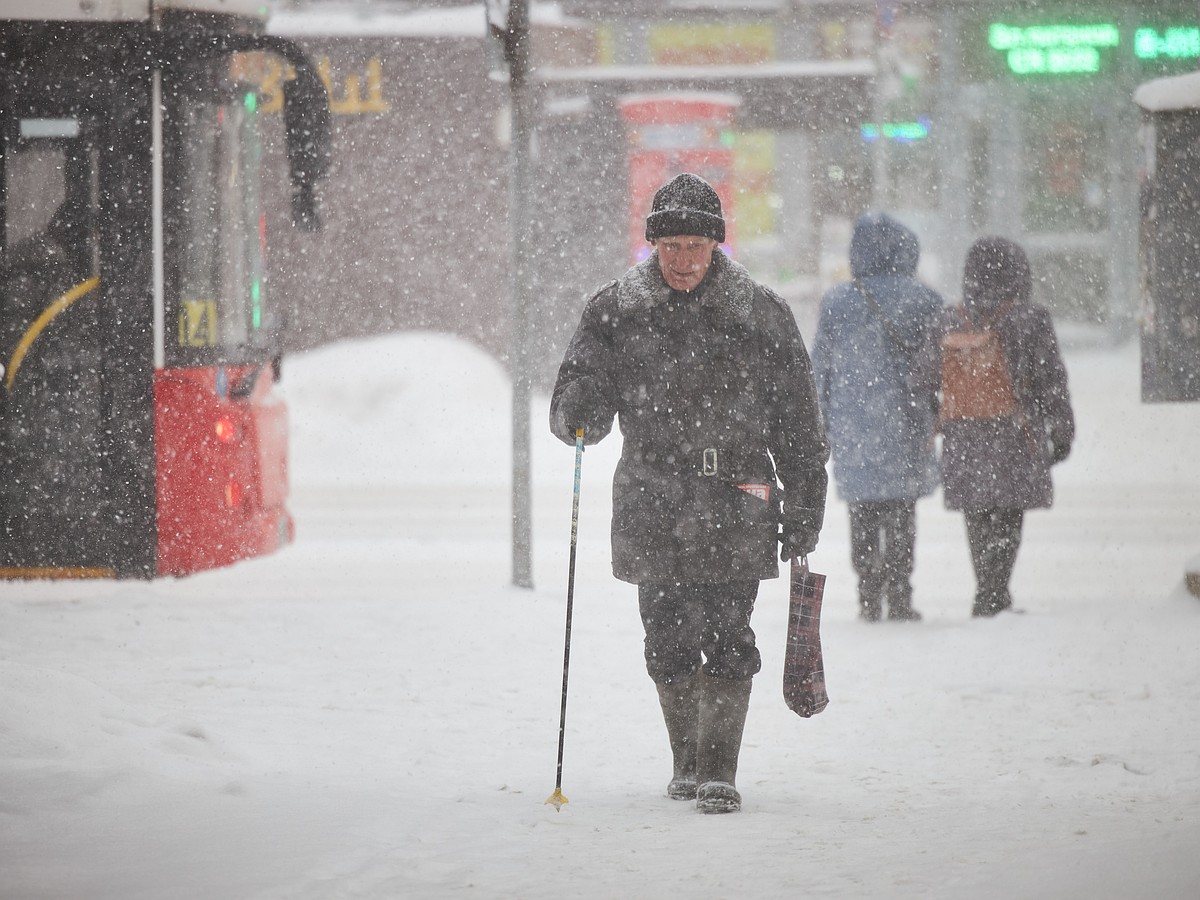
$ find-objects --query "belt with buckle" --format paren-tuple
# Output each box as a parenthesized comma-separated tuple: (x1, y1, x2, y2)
(632, 444, 751, 479)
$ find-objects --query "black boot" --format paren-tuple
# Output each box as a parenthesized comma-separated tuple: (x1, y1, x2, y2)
(966, 509, 1023, 618)
(886, 581, 922, 622)
(655, 673, 698, 800)
(972, 588, 1013, 617)
(696, 673, 752, 814)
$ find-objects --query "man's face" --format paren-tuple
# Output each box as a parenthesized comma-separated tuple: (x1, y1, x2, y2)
(654, 235, 718, 292)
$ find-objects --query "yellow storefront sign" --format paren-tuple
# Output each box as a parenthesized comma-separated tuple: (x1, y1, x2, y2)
(648, 24, 775, 66)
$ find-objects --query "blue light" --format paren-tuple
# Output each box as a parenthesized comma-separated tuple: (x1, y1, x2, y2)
(860, 118, 932, 143)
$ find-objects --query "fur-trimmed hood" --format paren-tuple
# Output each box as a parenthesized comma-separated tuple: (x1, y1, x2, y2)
(616, 250, 755, 324)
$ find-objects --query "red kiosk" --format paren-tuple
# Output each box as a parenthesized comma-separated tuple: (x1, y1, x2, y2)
(618, 93, 740, 263)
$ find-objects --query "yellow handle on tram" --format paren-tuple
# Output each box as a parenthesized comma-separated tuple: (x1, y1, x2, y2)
(5, 276, 99, 392)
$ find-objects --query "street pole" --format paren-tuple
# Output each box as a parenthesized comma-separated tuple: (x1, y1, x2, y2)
(872, 21, 892, 209)
(507, 0, 534, 588)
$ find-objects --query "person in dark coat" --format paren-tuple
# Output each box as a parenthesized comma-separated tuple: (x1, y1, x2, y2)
(940, 236, 1075, 617)
(549, 173, 829, 814)
(812, 213, 944, 622)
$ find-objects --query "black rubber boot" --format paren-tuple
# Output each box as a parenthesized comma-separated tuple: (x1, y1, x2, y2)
(655, 673, 698, 800)
(696, 673, 752, 814)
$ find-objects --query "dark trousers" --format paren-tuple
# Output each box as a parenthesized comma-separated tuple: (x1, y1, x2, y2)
(964, 508, 1024, 615)
(849, 500, 917, 616)
(638, 581, 762, 685)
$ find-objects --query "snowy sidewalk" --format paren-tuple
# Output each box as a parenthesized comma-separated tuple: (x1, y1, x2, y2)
(2, 335, 1198, 900)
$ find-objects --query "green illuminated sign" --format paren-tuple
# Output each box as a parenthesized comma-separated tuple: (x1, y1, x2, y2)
(988, 21, 1200, 75)
(1134, 27, 1200, 61)
(989, 23, 1120, 51)
(988, 22, 1119, 75)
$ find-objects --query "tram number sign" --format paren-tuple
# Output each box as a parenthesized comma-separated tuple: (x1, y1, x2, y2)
(179, 300, 218, 348)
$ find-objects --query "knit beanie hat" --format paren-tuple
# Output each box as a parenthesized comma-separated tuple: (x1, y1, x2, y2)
(963, 236, 1032, 311)
(644, 173, 726, 243)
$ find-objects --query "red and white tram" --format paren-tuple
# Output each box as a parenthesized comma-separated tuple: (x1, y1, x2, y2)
(0, 0, 330, 577)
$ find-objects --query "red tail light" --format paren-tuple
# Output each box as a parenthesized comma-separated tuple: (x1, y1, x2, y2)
(215, 417, 238, 443)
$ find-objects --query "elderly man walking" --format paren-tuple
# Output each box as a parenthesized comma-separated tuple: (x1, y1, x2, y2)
(549, 173, 829, 813)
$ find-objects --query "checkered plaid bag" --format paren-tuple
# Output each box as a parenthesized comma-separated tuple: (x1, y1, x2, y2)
(783, 558, 829, 717)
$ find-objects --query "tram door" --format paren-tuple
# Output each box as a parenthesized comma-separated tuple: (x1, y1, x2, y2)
(154, 49, 294, 577)
(1, 101, 156, 577)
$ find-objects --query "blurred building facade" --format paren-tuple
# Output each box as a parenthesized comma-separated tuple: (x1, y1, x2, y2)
(263, 0, 1200, 385)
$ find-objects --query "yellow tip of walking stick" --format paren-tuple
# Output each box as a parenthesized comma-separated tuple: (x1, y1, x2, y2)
(545, 787, 569, 811)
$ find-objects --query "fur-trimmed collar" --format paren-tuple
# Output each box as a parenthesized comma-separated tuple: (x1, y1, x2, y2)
(616, 250, 755, 324)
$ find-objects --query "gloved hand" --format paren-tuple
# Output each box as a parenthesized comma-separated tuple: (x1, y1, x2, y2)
(780, 528, 819, 562)
(779, 507, 822, 561)
(552, 381, 613, 444)
(559, 399, 610, 440)
(1046, 426, 1071, 465)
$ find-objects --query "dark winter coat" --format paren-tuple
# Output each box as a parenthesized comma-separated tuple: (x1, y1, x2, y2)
(811, 213, 943, 505)
(549, 249, 829, 584)
(939, 239, 1075, 511)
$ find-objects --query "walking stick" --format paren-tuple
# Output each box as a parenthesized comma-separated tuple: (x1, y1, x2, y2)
(546, 427, 584, 811)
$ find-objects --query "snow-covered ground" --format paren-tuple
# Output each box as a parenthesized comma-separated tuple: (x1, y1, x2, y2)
(2, 331, 1198, 900)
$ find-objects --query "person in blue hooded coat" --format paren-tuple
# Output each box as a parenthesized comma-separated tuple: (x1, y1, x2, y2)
(811, 213, 944, 622)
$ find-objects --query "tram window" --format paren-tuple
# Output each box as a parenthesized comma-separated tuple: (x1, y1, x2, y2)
(4, 147, 67, 248)
(2, 139, 97, 295)
(169, 79, 270, 366)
